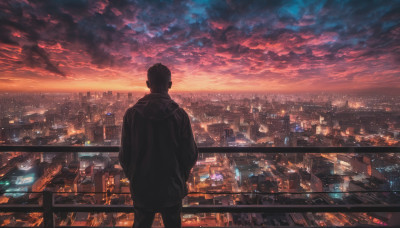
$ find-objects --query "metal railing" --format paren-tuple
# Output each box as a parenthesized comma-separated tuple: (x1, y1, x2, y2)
(0, 146, 399, 228)
(1, 145, 399, 153)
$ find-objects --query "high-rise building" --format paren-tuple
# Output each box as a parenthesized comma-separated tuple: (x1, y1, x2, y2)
(344, 100, 349, 109)
(283, 115, 290, 135)
(288, 173, 300, 192)
(105, 125, 121, 140)
(60, 102, 71, 121)
(85, 123, 104, 144)
(75, 111, 85, 129)
(128, 93, 133, 102)
(104, 113, 115, 126)
(94, 171, 106, 203)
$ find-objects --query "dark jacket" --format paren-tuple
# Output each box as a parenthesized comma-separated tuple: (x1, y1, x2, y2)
(119, 93, 198, 209)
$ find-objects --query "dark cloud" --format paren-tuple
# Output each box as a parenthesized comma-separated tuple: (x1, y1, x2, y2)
(0, 26, 18, 45)
(22, 45, 65, 76)
(0, 0, 399, 90)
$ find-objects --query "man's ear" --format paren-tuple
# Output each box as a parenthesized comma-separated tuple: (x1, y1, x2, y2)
(146, 81, 150, 88)
(168, 81, 172, 89)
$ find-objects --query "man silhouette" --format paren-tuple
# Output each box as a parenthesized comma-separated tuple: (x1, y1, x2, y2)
(119, 63, 198, 228)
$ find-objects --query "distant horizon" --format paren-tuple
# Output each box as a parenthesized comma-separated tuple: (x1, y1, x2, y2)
(1, 86, 399, 96)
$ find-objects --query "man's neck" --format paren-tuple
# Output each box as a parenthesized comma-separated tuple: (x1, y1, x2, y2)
(150, 90, 169, 95)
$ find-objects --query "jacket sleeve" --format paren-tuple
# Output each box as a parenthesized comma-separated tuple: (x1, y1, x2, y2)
(119, 109, 135, 178)
(179, 111, 199, 182)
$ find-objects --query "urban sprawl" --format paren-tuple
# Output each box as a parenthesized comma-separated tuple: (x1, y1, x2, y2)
(0, 92, 399, 227)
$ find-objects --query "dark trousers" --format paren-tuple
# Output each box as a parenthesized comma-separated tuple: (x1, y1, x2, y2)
(133, 203, 182, 228)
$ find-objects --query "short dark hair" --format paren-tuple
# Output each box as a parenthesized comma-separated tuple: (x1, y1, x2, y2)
(147, 63, 171, 86)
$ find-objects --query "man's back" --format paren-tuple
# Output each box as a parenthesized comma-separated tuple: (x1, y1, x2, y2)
(119, 93, 198, 209)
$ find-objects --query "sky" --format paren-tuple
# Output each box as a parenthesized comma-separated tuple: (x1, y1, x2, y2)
(0, 0, 399, 93)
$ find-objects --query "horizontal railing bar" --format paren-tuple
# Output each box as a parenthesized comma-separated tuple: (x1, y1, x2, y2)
(0, 191, 43, 193)
(0, 145, 399, 153)
(1, 204, 400, 213)
(0, 204, 43, 212)
(0, 145, 121, 153)
(51, 204, 400, 213)
(1, 190, 400, 195)
(186, 190, 400, 194)
(200, 146, 400, 153)
(184, 204, 400, 213)
(46, 190, 400, 194)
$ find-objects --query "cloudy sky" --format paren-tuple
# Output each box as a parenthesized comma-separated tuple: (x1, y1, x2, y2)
(0, 0, 399, 93)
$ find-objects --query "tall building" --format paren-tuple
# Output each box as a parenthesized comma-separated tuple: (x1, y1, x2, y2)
(128, 93, 133, 102)
(288, 173, 300, 192)
(104, 113, 115, 126)
(223, 128, 235, 145)
(344, 100, 349, 109)
(60, 102, 71, 121)
(283, 115, 290, 135)
(105, 125, 121, 140)
(75, 111, 85, 129)
(85, 123, 104, 144)
(94, 171, 106, 203)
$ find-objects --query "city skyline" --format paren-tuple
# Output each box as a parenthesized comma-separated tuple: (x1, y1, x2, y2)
(0, 92, 399, 226)
(0, 0, 400, 93)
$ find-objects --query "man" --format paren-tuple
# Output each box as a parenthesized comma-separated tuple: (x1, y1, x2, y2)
(119, 63, 198, 228)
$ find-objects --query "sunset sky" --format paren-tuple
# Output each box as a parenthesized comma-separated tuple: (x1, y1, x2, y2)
(0, 0, 399, 93)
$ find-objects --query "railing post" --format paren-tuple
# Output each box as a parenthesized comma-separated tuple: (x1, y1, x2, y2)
(43, 191, 54, 228)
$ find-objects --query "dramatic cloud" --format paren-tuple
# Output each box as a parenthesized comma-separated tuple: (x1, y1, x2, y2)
(0, 0, 399, 92)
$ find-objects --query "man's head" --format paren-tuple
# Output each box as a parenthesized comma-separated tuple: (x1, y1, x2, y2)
(146, 63, 172, 93)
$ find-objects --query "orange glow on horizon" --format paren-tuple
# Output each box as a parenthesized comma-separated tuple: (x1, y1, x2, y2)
(1, 70, 397, 93)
